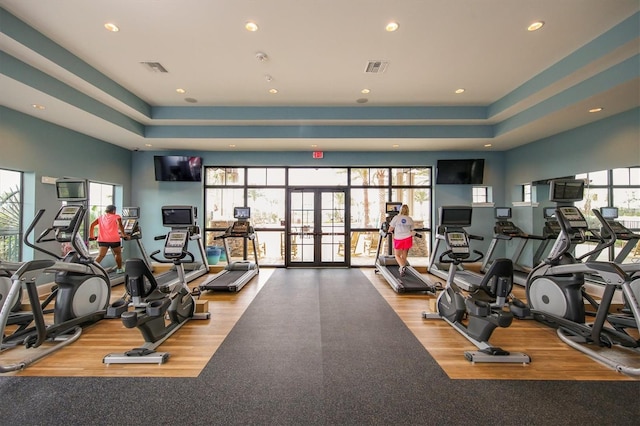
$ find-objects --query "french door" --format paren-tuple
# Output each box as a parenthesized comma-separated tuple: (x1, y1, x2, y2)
(287, 188, 349, 267)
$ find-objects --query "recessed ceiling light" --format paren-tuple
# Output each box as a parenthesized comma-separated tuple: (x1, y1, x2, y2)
(311, 144, 318, 148)
(229, 144, 236, 148)
(144, 143, 152, 147)
(589, 107, 604, 113)
(32, 104, 45, 110)
(176, 88, 186, 94)
(455, 88, 465, 94)
(361, 89, 370, 94)
(269, 88, 278, 94)
(484, 143, 492, 148)
(104, 22, 119, 32)
(245, 21, 259, 32)
(392, 144, 400, 148)
(385, 22, 399, 32)
(528, 21, 544, 32)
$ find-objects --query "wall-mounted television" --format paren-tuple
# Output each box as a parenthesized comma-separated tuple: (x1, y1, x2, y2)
(154, 156, 202, 182)
(436, 159, 484, 184)
(56, 179, 87, 201)
(549, 179, 584, 202)
(439, 206, 473, 227)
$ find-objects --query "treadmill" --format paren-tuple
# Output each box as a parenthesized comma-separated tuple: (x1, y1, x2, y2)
(588, 207, 640, 264)
(374, 202, 438, 294)
(586, 206, 640, 280)
(428, 206, 485, 291)
(480, 207, 546, 286)
(105, 206, 152, 286)
(152, 206, 209, 288)
(199, 206, 259, 292)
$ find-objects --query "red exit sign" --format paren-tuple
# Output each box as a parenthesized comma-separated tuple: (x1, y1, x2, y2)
(312, 151, 324, 159)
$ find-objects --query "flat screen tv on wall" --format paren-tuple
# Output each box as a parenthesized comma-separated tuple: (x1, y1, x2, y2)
(154, 156, 202, 182)
(435, 159, 485, 184)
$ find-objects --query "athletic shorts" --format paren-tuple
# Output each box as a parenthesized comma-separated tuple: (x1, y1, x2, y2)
(98, 241, 121, 248)
(393, 236, 413, 250)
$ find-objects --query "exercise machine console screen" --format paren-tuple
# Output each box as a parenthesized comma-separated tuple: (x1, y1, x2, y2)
(234, 207, 251, 219)
(162, 206, 196, 227)
(439, 206, 473, 227)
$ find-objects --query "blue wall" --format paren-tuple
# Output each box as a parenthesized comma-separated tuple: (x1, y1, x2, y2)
(0, 106, 131, 260)
(1, 106, 638, 261)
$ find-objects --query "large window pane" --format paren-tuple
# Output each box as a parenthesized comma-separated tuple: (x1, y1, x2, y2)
(288, 168, 348, 186)
(88, 182, 115, 250)
(350, 168, 388, 186)
(585, 170, 608, 185)
(205, 187, 245, 226)
(205, 167, 245, 186)
(247, 167, 286, 186)
(391, 188, 432, 229)
(391, 168, 431, 186)
(0, 169, 22, 262)
(612, 167, 640, 186)
(613, 188, 640, 229)
(246, 188, 285, 228)
(350, 188, 389, 228)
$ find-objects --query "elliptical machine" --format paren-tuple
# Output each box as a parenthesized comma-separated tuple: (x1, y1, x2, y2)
(422, 226, 531, 364)
(103, 228, 210, 365)
(0, 261, 23, 313)
(525, 201, 640, 375)
(1, 179, 110, 372)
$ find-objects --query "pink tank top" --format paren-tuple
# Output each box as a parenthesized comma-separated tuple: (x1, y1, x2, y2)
(98, 213, 121, 242)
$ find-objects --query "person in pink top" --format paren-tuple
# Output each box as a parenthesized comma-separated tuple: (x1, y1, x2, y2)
(388, 204, 415, 277)
(89, 205, 128, 273)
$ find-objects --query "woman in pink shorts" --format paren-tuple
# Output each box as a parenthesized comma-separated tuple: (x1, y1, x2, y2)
(388, 204, 415, 277)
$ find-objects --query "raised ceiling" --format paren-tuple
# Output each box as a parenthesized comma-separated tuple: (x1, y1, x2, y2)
(0, 0, 638, 152)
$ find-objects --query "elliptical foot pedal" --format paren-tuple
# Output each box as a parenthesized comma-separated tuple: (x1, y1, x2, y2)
(125, 347, 156, 357)
(464, 349, 531, 364)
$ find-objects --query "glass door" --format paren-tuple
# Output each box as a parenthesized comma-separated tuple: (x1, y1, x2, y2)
(287, 188, 348, 267)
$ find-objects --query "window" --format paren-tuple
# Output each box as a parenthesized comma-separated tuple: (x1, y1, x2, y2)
(574, 167, 639, 262)
(523, 184, 532, 203)
(0, 169, 22, 261)
(204, 166, 433, 267)
(472, 186, 488, 204)
(87, 182, 115, 250)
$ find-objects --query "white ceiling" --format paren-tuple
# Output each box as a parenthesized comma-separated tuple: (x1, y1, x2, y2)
(0, 0, 638, 152)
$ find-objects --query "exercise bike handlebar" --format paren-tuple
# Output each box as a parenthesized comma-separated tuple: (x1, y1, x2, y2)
(149, 249, 195, 264)
(439, 249, 483, 264)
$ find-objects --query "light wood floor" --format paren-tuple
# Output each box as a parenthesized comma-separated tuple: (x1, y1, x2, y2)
(2, 267, 639, 380)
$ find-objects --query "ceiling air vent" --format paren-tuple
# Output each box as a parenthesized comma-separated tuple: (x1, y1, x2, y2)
(140, 61, 168, 73)
(364, 60, 389, 74)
